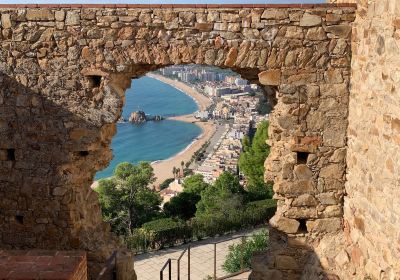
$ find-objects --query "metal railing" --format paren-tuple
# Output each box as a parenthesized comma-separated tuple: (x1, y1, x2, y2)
(96, 251, 117, 280)
(212, 236, 249, 280)
(159, 234, 251, 280)
(177, 245, 190, 280)
(160, 258, 172, 280)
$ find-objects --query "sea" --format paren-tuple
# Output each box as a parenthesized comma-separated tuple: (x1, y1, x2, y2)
(95, 76, 201, 179)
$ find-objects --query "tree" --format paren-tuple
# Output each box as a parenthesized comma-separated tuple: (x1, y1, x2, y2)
(180, 161, 185, 177)
(163, 192, 201, 220)
(213, 172, 242, 195)
(172, 166, 177, 179)
(182, 174, 210, 194)
(96, 162, 161, 235)
(242, 135, 251, 152)
(239, 121, 273, 200)
(195, 172, 244, 221)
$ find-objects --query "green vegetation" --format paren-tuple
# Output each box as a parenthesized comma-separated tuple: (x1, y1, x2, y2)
(257, 93, 272, 115)
(239, 121, 273, 200)
(164, 192, 200, 220)
(182, 174, 210, 194)
(223, 230, 269, 274)
(195, 172, 243, 221)
(98, 119, 274, 253)
(96, 162, 162, 235)
(159, 178, 174, 190)
(127, 218, 191, 251)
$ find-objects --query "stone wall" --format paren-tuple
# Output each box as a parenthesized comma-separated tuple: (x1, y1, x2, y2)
(329, 0, 400, 279)
(0, 4, 355, 278)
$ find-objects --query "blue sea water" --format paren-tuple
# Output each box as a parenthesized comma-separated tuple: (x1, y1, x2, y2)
(95, 76, 201, 179)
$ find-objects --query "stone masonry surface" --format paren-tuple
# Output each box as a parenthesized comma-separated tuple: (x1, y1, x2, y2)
(0, 4, 355, 278)
(329, 0, 400, 279)
(0, 250, 87, 280)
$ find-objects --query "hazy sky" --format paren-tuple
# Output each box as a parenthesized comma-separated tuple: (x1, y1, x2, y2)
(2, 0, 326, 4)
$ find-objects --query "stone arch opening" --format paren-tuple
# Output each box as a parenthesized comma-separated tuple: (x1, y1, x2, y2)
(93, 63, 277, 191)
(0, 4, 356, 278)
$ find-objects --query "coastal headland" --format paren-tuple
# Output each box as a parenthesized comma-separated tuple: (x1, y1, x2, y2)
(146, 73, 215, 187)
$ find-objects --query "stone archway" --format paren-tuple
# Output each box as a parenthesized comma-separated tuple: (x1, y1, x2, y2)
(0, 4, 355, 277)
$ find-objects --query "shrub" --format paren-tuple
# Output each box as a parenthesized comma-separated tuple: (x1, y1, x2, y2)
(243, 199, 277, 226)
(159, 178, 174, 190)
(192, 199, 276, 239)
(223, 230, 269, 273)
(127, 218, 191, 252)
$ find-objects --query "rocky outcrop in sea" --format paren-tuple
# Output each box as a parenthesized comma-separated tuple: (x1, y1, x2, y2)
(128, 111, 164, 123)
(129, 111, 146, 123)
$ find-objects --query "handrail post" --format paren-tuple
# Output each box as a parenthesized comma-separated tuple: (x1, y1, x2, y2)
(160, 258, 171, 280)
(240, 236, 246, 271)
(214, 243, 217, 279)
(177, 256, 180, 280)
(188, 245, 190, 280)
(169, 259, 172, 280)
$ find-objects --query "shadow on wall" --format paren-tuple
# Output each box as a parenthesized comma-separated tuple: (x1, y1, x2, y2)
(250, 226, 341, 280)
(0, 71, 343, 280)
(0, 72, 130, 276)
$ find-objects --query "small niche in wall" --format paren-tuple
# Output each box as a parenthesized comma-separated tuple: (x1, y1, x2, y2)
(15, 215, 24, 224)
(296, 152, 309, 164)
(87, 75, 102, 88)
(7, 149, 15, 161)
(79, 151, 89, 157)
(297, 219, 308, 233)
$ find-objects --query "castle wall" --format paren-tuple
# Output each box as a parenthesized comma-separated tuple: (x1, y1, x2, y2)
(337, 0, 400, 278)
(0, 4, 355, 278)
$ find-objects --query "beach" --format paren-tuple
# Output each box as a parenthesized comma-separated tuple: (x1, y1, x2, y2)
(146, 73, 215, 187)
(146, 73, 211, 112)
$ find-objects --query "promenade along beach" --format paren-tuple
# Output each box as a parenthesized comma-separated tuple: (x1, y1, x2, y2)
(94, 73, 215, 188)
(147, 73, 214, 186)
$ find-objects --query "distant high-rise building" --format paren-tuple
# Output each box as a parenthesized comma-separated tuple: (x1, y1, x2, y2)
(225, 76, 237, 84)
(235, 78, 248, 86)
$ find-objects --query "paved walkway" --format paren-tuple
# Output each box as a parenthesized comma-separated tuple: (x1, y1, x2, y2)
(134, 228, 263, 280)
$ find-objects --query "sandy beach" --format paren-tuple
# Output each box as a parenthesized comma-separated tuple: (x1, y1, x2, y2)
(147, 73, 211, 112)
(146, 73, 215, 187)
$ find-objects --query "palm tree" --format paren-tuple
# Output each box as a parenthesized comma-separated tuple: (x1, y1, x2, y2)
(180, 161, 185, 177)
(172, 167, 177, 179)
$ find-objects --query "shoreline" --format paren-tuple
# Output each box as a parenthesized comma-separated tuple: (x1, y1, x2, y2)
(146, 73, 211, 112)
(146, 73, 215, 187)
(91, 73, 216, 189)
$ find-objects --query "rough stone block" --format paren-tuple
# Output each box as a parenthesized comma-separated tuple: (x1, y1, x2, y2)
(306, 27, 327, 41)
(55, 11, 65, 22)
(274, 180, 316, 195)
(258, 70, 281, 86)
(307, 218, 342, 233)
(26, 9, 54, 21)
(294, 165, 313, 180)
(65, 12, 80, 26)
(325, 25, 352, 38)
(261, 9, 288, 20)
(194, 22, 213, 32)
(292, 194, 318, 207)
(1, 14, 12, 29)
(300, 13, 322, 27)
(270, 215, 300, 234)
